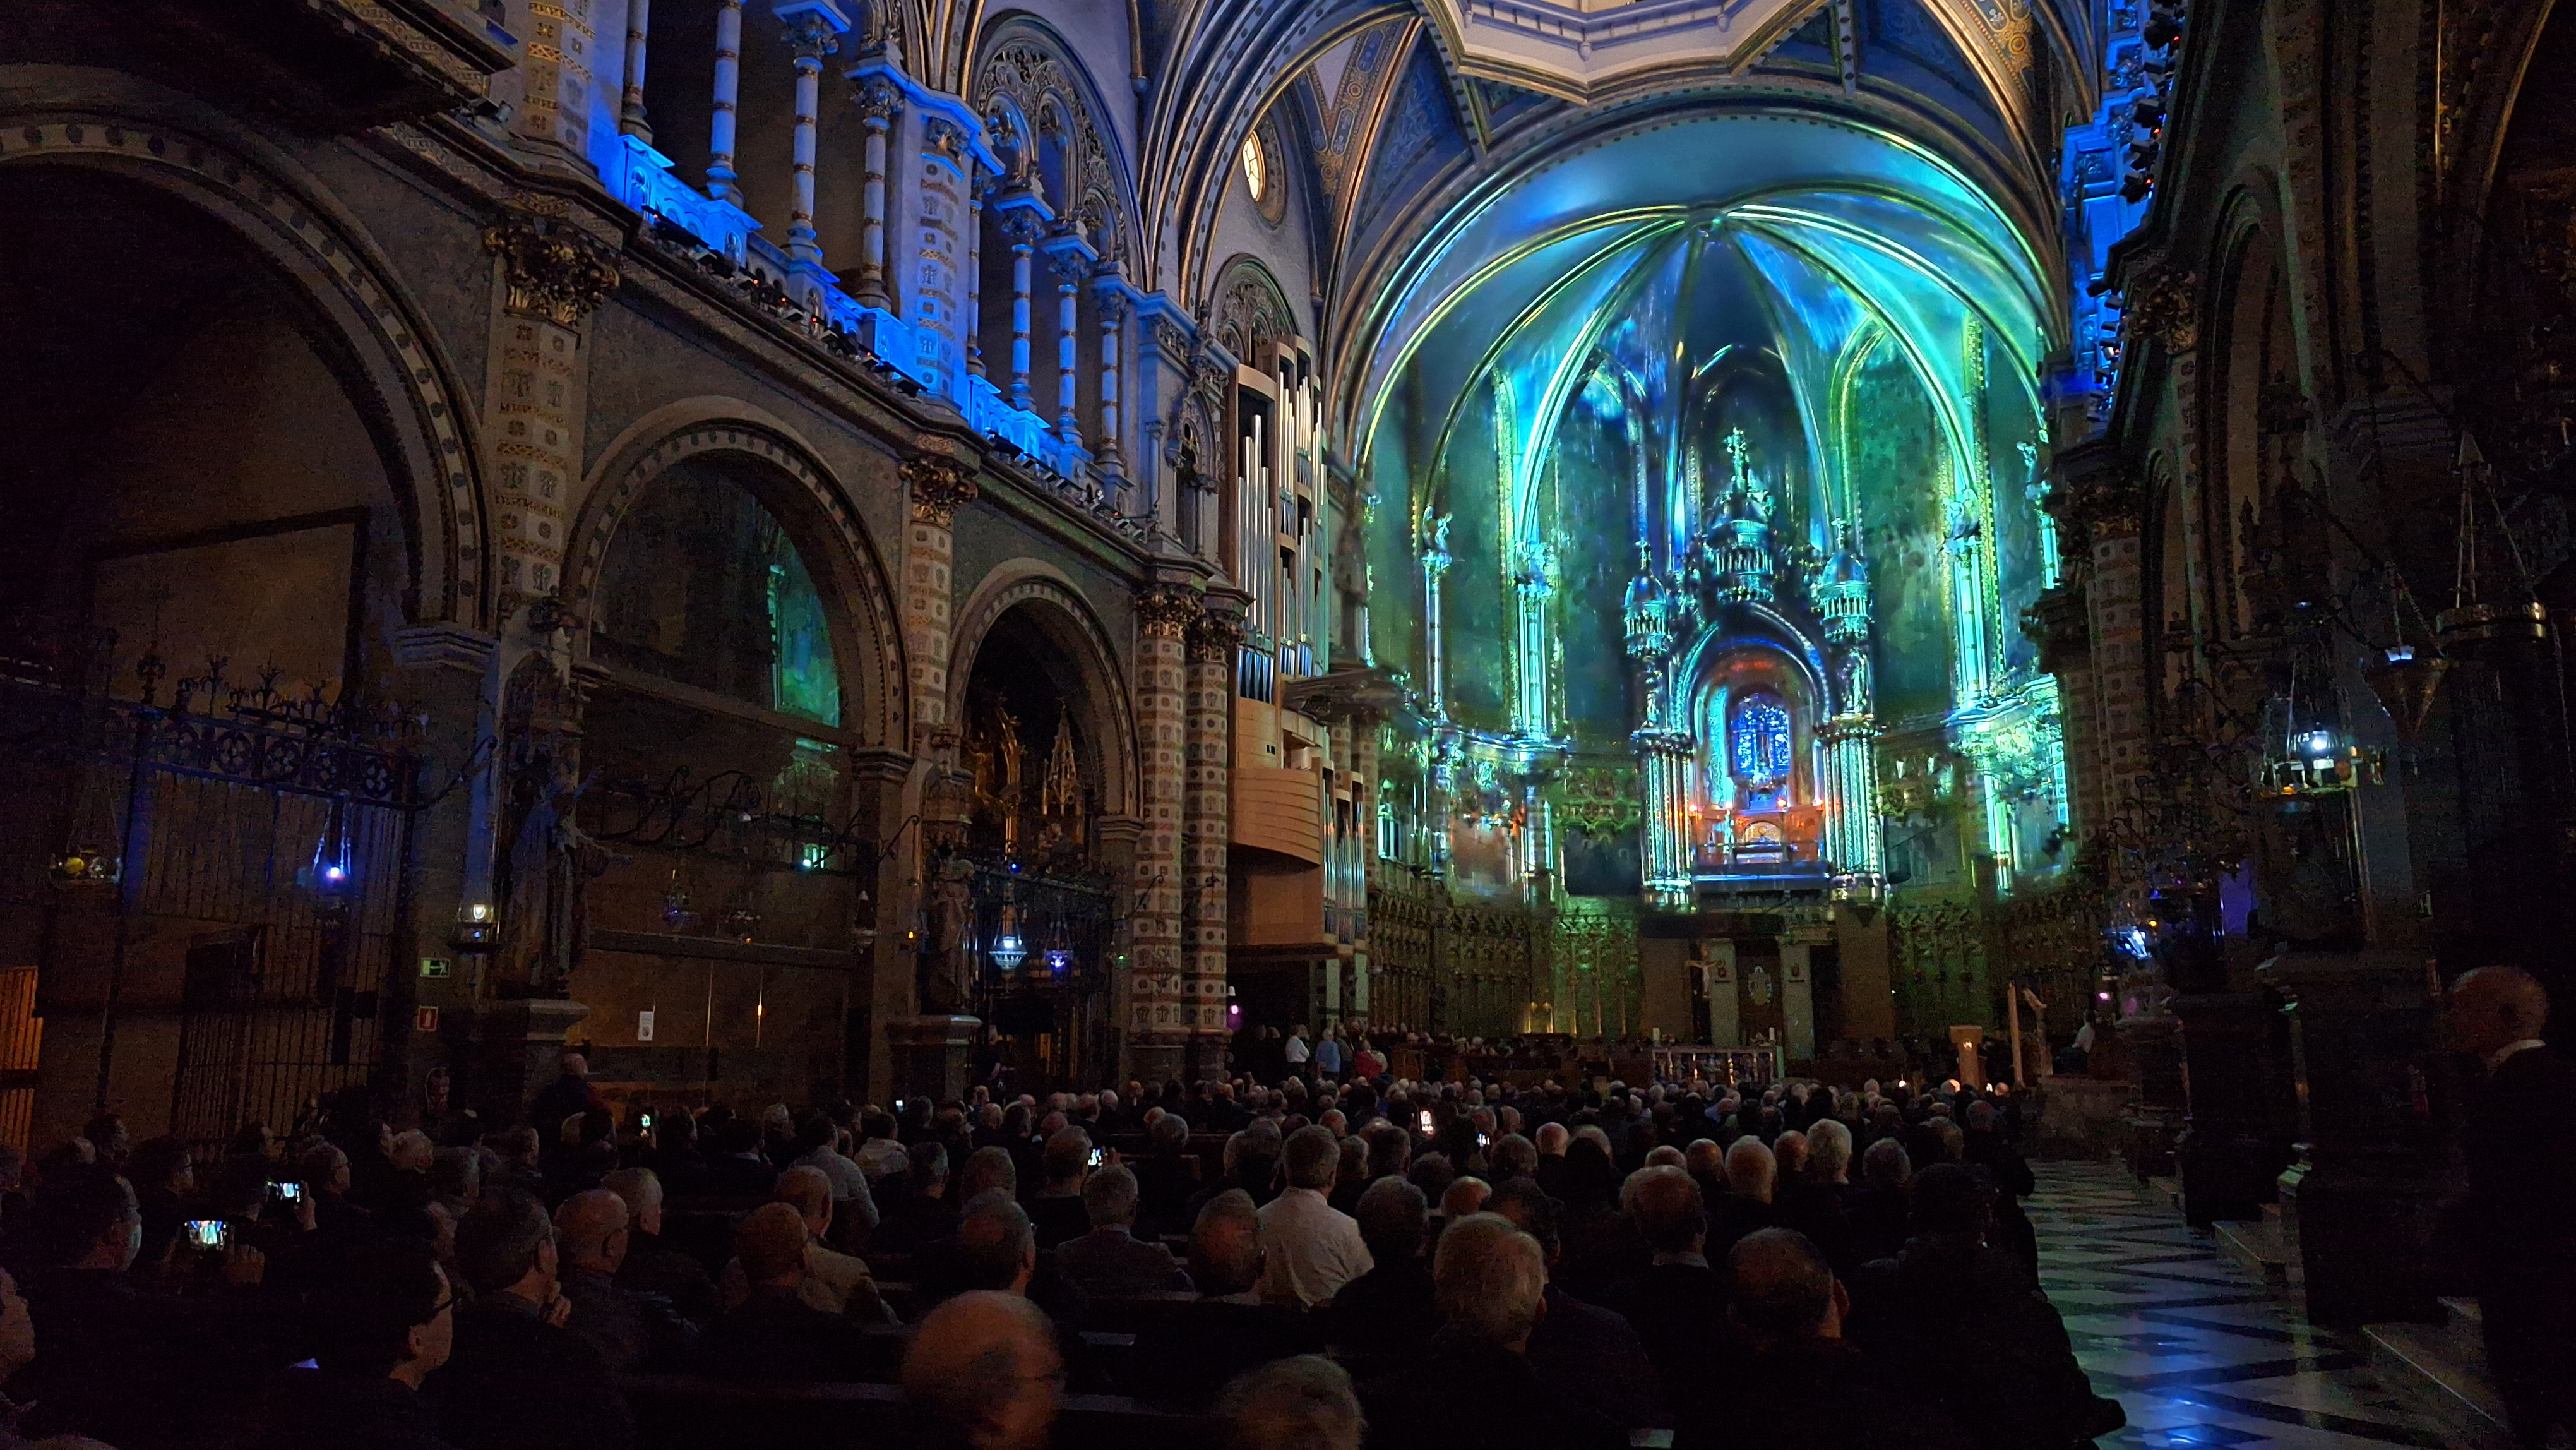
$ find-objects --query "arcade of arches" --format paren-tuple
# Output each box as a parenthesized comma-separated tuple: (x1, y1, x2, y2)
(7, 0, 2575, 1336)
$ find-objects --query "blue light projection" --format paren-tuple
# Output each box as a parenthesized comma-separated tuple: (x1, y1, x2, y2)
(1359, 106, 2071, 918)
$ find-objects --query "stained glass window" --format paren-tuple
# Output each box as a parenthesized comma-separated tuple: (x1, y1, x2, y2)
(1730, 693, 1792, 787)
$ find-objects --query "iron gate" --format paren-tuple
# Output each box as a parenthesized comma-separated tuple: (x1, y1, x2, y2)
(0, 644, 416, 1156)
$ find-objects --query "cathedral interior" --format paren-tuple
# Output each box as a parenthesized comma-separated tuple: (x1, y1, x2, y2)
(6, 0, 2576, 1338)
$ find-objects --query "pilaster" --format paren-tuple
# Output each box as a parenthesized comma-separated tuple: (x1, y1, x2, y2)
(900, 452, 978, 757)
(1183, 601, 1241, 1079)
(1130, 584, 1199, 1082)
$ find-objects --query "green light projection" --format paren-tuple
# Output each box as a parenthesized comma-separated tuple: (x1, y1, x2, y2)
(1356, 109, 2067, 922)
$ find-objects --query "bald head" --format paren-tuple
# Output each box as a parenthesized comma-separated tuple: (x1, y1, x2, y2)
(554, 1189, 629, 1275)
(2451, 966, 2550, 1059)
(1534, 1122, 1569, 1156)
(735, 1201, 809, 1286)
(903, 1291, 1061, 1450)
(1685, 1139, 1725, 1180)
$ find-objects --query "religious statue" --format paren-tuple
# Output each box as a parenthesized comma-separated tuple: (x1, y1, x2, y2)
(921, 850, 979, 1014)
(1838, 649, 1874, 717)
(496, 765, 621, 997)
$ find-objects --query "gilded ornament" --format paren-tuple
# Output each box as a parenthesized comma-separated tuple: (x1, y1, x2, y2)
(482, 217, 620, 327)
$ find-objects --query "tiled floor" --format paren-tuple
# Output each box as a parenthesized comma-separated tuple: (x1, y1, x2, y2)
(2030, 1162, 2472, 1450)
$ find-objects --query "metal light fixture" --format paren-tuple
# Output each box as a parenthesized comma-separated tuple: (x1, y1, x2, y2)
(455, 901, 498, 949)
(2362, 645, 2448, 745)
(989, 904, 1025, 970)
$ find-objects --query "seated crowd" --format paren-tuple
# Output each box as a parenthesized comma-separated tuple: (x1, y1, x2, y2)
(0, 1054, 2116, 1450)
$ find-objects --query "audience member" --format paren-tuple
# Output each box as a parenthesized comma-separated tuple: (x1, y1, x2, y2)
(1027, 1128, 1094, 1250)
(2445, 964, 2576, 1446)
(433, 1192, 633, 1450)
(1685, 1227, 1969, 1450)
(1847, 1165, 2121, 1450)
(1597, 1165, 1729, 1423)
(720, 1165, 888, 1321)
(553, 1188, 692, 1372)
(1134, 1191, 1322, 1408)
(1256, 1126, 1372, 1308)
(1356, 1213, 1626, 1450)
(1485, 1178, 1667, 1431)
(700, 1202, 870, 1381)
(255, 1240, 456, 1450)
(1220, 1355, 1363, 1450)
(1054, 1164, 1191, 1298)
(600, 1166, 720, 1324)
(1317, 1177, 1437, 1379)
(1706, 1137, 1774, 1261)
(900, 1290, 1061, 1450)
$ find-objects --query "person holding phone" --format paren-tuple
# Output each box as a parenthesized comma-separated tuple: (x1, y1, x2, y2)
(1027, 1129, 1097, 1250)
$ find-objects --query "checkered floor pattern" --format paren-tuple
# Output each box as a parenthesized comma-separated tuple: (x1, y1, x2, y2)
(2031, 1163, 2463, 1450)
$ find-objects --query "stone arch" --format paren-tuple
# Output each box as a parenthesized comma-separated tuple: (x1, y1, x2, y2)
(568, 405, 906, 750)
(947, 565, 1139, 820)
(0, 104, 486, 626)
(971, 16, 1142, 268)
(1207, 253, 1299, 361)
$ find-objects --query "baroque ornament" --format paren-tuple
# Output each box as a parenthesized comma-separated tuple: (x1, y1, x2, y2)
(482, 216, 620, 327)
(2123, 261, 2200, 352)
(903, 455, 980, 525)
(1135, 585, 1203, 638)
(1186, 609, 1244, 664)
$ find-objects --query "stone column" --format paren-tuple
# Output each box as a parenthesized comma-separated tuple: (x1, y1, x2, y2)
(1130, 586, 1200, 1083)
(1005, 215, 1039, 410)
(619, 0, 652, 141)
(707, 0, 744, 200)
(1093, 273, 1128, 488)
(910, 116, 970, 390)
(506, 0, 597, 159)
(899, 453, 978, 758)
(1348, 716, 1378, 1022)
(1041, 231, 1097, 447)
(963, 179, 986, 376)
(1635, 728, 1695, 907)
(776, 3, 849, 297)
(479, 213, 620, 604)
(850, 75, 898, 311)
(1183, 604, 1241, 1079)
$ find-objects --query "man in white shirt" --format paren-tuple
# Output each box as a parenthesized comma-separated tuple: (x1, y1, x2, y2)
(1284, 1026, 1311, 1076)
(1257, 1125, 1373, 1307)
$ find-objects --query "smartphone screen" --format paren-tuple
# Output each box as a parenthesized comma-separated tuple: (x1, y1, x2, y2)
(1419, 1110, 1434, 1132)
(1087, 1147, 1106, 1170)
(182, 1218, 228, 1250)
(638, 1112, 654, 1130)
(270, 1180, 303, 1204)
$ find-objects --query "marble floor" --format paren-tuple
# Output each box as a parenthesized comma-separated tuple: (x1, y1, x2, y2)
(2030, 1162, 2481, 1450)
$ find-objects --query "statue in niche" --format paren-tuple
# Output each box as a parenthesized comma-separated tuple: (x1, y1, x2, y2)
(921, 849, 979, 1014)
(1838, 649, 1874, 717)
(497, 764, 621, 997)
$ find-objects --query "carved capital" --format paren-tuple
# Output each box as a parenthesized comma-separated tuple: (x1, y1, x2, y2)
(922, 114, 966, 165)
(482, 216, 620, 327)
(903, 455, 979, 526)
(2125, 260, 2200, 353)
(782, 11, 844, 61)
(1135, 585, 1203, 640)
(1185, 610, 1243, 664)
(854, 75, 903, 121)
